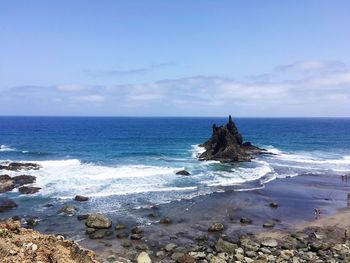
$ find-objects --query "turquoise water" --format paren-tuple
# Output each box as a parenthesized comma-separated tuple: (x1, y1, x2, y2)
(1, 117, 350, 213)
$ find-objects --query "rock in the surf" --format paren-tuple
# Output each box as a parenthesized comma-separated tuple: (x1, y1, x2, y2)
(85, 213, 112, 229)
(199, 115, 266, 163)
(74, 195, 89, 202)
(0, 175, 15, 193)
(0, 162, 41, 171)
(0, 198, 18, 212)
(176, 170, 191, 176)
(18, 186, 41, 195)
(12, 175, 36, 186)
(59, 205, 78, 216)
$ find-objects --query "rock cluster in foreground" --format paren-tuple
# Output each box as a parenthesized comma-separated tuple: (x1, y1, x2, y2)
(199, 115, 266, 163)
(106, 224, 350, 263)
(0, 219, 98, 263)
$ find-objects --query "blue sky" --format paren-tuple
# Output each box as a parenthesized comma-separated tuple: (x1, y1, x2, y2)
(1, 0, 350, 116)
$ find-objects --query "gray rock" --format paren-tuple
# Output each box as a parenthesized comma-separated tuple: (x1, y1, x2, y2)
(160, 217, 172, 224)
(0, 175, 14, 193)
(171, 252, 184, 261)
(131, 234, 143, 240)
(89, 230, 106, 239)
(137, 251, 151, 263)
(165, 243, 177, 252)
(240, 217, 252, 224)
(85, 213, 112, 229)
(208, 223, 224, 232)
(121, 240, 132, 248)
(115, 223, 126, 230)
(59, 205, 77, 216)
(74, 195, 89, 201)
(262, 221, 275, 228)
(116, 231, 129, 239)
(215, 238, 238, 252)
(189, 252, 206, 259)
(131, 226, 144, 234)
(261, 238, 278, 248)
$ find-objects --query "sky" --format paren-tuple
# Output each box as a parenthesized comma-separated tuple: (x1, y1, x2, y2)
(1, 0, 350, 117)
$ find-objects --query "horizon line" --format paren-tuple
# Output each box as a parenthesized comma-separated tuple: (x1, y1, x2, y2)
(0, 115, 350, 119)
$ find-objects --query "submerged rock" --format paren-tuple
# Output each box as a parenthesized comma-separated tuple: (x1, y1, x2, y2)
(215, 238, 238, 252)
(160, 217, 172, 224)
(199, 115, 266, 163)
(115, 223, 126, 230)
(269, 202, 279, 208)
(240, 217, 252, 225)
(208, 222, 224, 232)
(77, 214, 90, 221)
(59, 205, 77, 216)
(85, 213, 112, 229)
(0, 198, 17, 212)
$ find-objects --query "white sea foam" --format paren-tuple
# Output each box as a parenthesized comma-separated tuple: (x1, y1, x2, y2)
(0, 145, 16, 152)
(264, 146, 350, 175)
(191, 144, 205, 158)
(9, 159, 187, 198)
(204, 160, 274, 187)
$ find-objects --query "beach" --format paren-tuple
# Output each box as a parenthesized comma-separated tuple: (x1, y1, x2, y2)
(1, 172, 349, 262)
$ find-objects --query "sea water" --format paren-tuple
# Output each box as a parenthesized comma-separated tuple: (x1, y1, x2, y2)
(1, 117, 350, 215)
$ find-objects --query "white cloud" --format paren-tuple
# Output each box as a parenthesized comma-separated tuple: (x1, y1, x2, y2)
(5, 60, 350, 116)
(74, 95, 105, 102)
(57, 84, 86, 92)
(275, 60, 347, 73)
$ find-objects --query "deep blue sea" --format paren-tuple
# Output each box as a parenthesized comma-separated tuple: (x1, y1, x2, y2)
(1, 117, 350, 213)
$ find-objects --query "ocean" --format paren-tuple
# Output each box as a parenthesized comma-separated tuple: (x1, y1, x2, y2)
(1, 117, 350, 216)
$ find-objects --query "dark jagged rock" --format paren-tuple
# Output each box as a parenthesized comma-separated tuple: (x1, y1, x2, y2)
(0, 162, 41, 171)
(18, 186, 41, 194)
(176, 170, 191, 176)
(12, 175, 36, 186)
(74, 195, 89, 202)
(199, 115, 266, 163)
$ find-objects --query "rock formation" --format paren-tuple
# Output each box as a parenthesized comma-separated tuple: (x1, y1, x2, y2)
(199, 115, 266, 163)
(0, 219, 98, 263)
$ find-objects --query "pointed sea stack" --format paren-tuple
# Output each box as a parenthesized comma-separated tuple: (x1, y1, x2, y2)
(199, 115, 265, 163)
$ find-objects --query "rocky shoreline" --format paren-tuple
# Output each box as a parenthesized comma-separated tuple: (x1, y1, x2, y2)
(1, 210, 349, 263)
(1, 162, 350, 262)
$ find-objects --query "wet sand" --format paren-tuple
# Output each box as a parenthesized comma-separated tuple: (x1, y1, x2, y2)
(72, 174, 350, 260)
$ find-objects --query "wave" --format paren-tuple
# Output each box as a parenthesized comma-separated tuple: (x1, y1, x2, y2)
(0, 145, 16, 152)
(191, 144, 205, 158)
(204, 160, 274, 187)
(264, 146, 350, 175)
